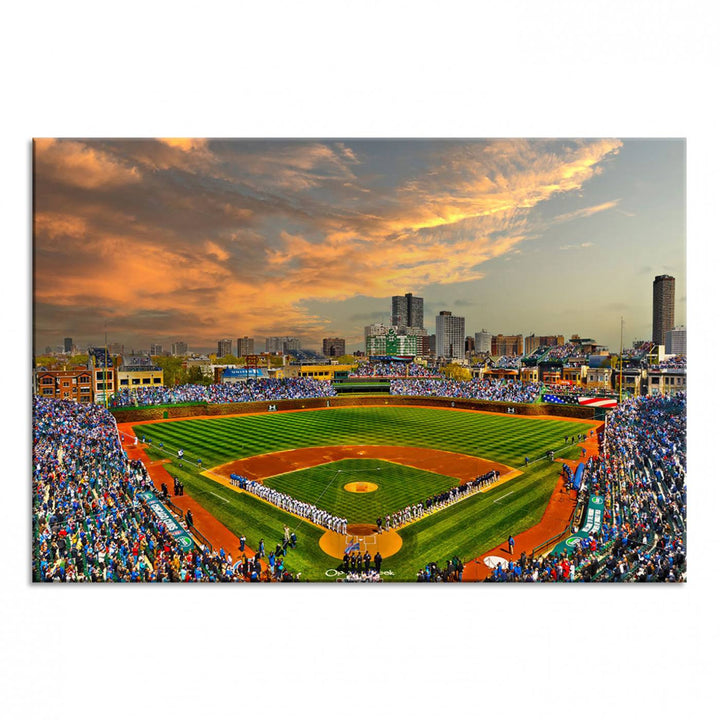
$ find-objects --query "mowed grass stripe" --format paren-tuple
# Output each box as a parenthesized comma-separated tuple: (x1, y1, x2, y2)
(263, 459, 458, 523)
(132, 408, 592, 580)
(148, 448, 566, 581)
(133, 407, 593, 468)
(386, 460, 563, 579)
(146, 451, 329, 578)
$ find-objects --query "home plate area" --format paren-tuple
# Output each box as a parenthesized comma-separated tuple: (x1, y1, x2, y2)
(319, 523, 404, 559)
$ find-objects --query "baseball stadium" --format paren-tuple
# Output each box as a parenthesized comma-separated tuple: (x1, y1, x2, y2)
(32, 364, 687, 583)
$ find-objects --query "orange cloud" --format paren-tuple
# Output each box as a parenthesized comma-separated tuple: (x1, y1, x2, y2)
(34, 212, 88, 240)
(254, 139, 622, 308)
(204, 240, 230, 262)
(553, 199, 620, 224)
(158, 138, 209, 153)
(33, 139, 625, 347)
(34, 139, 142, 189)
(35, 232, 241, 309)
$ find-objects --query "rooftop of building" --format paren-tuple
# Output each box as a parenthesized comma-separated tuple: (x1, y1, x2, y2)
(118, 354, 161, 371)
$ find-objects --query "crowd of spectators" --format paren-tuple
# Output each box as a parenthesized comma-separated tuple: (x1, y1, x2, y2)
(650, 355, 687, 371)
(416, 556, 464, 582)
(33, 397, 274, 582)
(543, 382, 615, 398)
(545, 343, 583, 362)
(108, 378, 337, 408)
(492, 355, 522, 370)
(390, 378, 543, 403)
(487, 392, 686, 582)
(34, 376, 686, 584)
(349, 361, 439, 378)
(624, 341, 654, 360)
(523, 347, 547, 362)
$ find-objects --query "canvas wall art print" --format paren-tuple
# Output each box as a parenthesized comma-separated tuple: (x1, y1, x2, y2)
(32, 138, 686, 583)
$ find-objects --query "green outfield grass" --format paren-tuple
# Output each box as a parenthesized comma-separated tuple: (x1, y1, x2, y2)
(262, 459, 458, 523)
(148, 454, 329, 578)
(133, 405, 593, 467)
(134, 407, 592, 581)
(386, 460, 561, 579)
(147, 448, 563, 581)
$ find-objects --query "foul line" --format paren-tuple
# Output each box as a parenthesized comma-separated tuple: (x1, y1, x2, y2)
(208, 491, 229, 503)
(493, 491, 515, 504)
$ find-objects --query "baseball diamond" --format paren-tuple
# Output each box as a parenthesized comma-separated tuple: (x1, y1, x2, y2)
(121, 403, 599, 581)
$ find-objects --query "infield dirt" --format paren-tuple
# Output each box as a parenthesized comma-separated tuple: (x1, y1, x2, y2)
(116, 409, 601, 575)
(209, 445, 514, 485)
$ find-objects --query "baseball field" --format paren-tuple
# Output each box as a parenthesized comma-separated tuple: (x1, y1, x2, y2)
(129, 404, 596, 581)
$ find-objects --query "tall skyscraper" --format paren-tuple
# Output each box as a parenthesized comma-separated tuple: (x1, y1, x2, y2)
(217, 339, 233, 357)
(63, 337, 73, 353)
(322, 337, 346, 357)
(392, 293, 424, 330)
(665, 326, 686, 355)
(150, 343, 163, 356)
(653, 274, 675, 346)
(171, 341, 188, 356)
(265, 336, 300, 353)
(474, 330, 492, 354)
(237, 336, 254, 356)
(265, 336, 284, 353)
(435, 311, 465, 360)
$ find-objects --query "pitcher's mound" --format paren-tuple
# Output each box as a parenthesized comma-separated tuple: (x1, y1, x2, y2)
(347, 523, 376, 535)
(344, 481, 378, 493)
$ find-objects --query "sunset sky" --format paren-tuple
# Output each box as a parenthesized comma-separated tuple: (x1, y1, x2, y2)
(33, 138, 685, 354)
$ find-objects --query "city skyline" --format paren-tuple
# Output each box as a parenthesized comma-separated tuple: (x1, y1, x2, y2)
(33, 139, 685, 354)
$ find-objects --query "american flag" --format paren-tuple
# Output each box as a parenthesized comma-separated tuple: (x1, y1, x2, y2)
(344, 541, 361, 553)
(579, 397, 617, 408)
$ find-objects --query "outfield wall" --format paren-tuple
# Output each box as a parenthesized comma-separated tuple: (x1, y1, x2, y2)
(109, 395, 596, 422)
